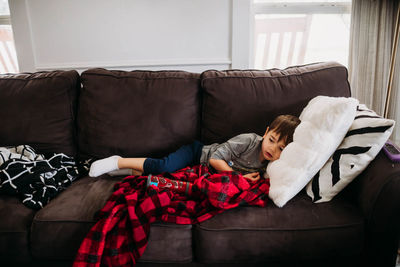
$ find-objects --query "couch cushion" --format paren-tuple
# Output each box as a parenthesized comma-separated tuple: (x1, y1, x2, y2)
(0, 196, 36, 263)
(139, 223, 192, 264)
(31, 175, 193, 263)
(0, 70, 80, 156)
(200, 62, 351, 144)
(78, 69, 201, 159)
(194, 191, 364, 263)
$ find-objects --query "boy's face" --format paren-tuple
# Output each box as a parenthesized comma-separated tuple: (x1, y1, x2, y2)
(260, 128, 287, 162)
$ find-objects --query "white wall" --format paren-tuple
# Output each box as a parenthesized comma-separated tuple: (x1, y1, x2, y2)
(9, 0, 252, 73)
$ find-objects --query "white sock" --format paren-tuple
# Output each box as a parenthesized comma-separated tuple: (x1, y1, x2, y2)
(89, 155, 121, 177)
(108, 169, 132, 176)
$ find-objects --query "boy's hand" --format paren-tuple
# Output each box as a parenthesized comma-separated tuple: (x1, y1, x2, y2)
(243, 172, 260, 182)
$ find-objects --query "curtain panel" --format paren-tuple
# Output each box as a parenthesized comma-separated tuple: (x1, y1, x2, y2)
(348, 0, 400, 144)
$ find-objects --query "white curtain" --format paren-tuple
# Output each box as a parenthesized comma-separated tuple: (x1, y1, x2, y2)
(348, 0, 400, 144)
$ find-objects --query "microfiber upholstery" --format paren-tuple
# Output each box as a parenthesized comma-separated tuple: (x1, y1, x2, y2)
(0, 70, 80, 156)
(0, 196, 36, 263)
(139, 223, 193, 264)
(200, 62, 351, 145)
(31, 175, 193, 262)
(194, 192, 364, 263)
(78, 69, 201, 159)
(30, 176, 119, 260)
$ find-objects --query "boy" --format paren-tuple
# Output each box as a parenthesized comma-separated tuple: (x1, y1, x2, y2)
(89, 115, 300, 181)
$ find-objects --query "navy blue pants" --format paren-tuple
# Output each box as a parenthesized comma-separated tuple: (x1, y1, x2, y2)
(143, 141, 204, 175)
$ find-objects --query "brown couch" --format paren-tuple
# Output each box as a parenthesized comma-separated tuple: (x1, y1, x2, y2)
(0, 62, 399, 267)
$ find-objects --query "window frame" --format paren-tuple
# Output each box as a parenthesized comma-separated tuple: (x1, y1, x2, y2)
(231, 1, 351, 69)
(0, 12, 19, 74)
(0, 15, 11, 25)
(254, 2, 351, 15)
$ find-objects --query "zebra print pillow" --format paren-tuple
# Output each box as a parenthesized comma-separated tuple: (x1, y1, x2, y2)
(306, 104, 395, 203)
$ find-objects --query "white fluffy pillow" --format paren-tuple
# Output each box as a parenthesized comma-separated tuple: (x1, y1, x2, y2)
(266, 96, 359, 207)
(306, 104, 395, 203)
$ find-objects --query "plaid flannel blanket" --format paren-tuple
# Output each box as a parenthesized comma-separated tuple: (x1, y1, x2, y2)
(73, 164, 270, 267)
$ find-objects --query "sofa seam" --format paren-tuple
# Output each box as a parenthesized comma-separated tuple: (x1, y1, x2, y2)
(0, 231, 29, 234)
(31, 219, 192, 229)
(194, 222, 363, 232)
(203, 61, 328, 74)
(32, 220, 96, 223)
(138, 257, 193, 264)
(65, 73, 78, 157)
(83, 69, 198, 74)
(81, 72, 201, 81)
(0, 71, 78, 82)
(200, 65, 347, 88)
(343, 65, 352, 96)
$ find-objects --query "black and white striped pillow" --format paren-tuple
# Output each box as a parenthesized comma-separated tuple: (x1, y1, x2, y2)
(306, 104, 395, 203)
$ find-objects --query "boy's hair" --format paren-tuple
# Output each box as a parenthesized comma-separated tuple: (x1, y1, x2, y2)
(269, 114, 301, 145)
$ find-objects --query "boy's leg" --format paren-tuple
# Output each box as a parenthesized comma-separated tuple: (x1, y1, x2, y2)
(118, 158, 146, 172)
(143, 141, 203, 175)
(118, 158, 146, 175)
(89, 141, 203, 177)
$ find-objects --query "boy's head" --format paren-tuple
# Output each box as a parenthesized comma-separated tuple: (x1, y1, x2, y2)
(260, 115, 301, 162)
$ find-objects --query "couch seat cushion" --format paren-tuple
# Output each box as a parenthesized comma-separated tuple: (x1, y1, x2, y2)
(0, 196, 36, 263)
(194, 192, 364, 263)
(31, 175, 192, 263)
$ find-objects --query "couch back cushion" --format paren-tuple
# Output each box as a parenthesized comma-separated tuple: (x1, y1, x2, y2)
(0, 71, 79, 156)
(78, 69, 201, 159)
(201, 62, 351, 144)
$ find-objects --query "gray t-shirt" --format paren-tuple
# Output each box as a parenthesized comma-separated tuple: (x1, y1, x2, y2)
(200, 133, 268, 174)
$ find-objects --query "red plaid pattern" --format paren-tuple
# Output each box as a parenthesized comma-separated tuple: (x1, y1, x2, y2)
(73, 165, 270, 267)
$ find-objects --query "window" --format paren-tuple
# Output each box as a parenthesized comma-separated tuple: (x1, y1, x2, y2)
(0, 0, 18, 74)
(253, 0, 351, 69)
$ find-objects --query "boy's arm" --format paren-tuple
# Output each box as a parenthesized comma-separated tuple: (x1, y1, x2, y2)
(209, 159, 260, 181)
(209, 158, 234, 172)
(209, 133, 253, 166)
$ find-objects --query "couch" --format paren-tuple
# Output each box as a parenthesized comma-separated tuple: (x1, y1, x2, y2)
(0, 62, 399, 267)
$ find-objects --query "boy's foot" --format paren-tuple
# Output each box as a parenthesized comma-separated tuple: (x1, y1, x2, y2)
(89, 155, 121, 177)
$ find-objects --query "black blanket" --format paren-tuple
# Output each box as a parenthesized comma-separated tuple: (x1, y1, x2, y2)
(0, 145, 89, 209)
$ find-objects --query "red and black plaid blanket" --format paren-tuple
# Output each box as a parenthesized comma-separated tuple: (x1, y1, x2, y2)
(73, 165, 270, 267)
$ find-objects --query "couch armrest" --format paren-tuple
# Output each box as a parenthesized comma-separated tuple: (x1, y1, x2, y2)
(353, 150, 400, 266)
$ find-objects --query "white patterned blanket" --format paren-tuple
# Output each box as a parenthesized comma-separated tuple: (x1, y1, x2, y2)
(0, 145, 89, 209)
